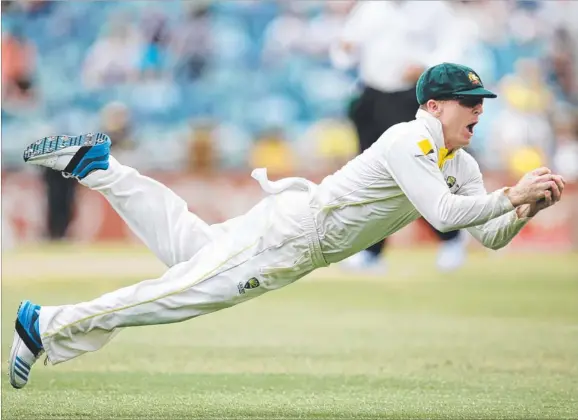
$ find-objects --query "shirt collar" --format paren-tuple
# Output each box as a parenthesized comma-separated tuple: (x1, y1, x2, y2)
(415, 109, 445, 150)
(415, 109, 457, 168)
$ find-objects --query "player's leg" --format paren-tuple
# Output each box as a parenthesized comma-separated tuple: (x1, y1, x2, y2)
(9, 240, 264, 389)
(9, 188, 323, 389)
(23, 133, 213, 267)
(80, 155, 214, 267)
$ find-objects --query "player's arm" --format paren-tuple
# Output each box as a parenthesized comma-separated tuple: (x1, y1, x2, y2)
(458, 164, 565, 250)
(382, 132, 555, 233)
(458, 170, 528, 250)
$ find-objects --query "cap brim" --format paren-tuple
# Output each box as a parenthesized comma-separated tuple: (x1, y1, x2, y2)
(454, 87, 497, 98)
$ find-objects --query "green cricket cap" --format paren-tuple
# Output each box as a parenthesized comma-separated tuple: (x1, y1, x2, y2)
(416, 62, 497, 105)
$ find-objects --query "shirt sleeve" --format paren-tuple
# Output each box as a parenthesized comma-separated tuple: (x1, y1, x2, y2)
(382, 132, 515, 233)
(457, 159, 531, 250)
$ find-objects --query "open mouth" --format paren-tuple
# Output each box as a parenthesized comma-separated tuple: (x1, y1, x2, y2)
(466, 122, 477, 134)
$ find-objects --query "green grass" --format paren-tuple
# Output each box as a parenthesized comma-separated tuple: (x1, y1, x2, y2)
(2, 247, 578, 419)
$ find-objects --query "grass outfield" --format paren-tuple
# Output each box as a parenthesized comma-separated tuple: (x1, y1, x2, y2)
(2, 246, 578, 419)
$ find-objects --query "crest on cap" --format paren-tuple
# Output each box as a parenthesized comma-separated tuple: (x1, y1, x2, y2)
(468, 72, 481, 85)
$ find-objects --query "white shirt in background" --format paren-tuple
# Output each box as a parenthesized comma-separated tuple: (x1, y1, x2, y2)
(330, 0, 471, 92)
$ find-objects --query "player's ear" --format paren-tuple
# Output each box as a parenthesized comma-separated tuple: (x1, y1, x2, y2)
(425, 100, 442, 117)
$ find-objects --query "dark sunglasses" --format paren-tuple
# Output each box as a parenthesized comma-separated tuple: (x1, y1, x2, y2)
(435, 95, 484, 108)
(455, 96, 484, 108)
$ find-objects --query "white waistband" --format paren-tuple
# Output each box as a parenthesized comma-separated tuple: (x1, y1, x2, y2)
(253, 168, 327, 269)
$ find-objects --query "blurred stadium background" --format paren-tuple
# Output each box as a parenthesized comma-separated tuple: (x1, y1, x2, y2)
(2, 0, 578, 249)
(2, 1, 578, 419)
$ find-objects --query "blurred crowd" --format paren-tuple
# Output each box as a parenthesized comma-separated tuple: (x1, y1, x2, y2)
(2, 0, 578, 181)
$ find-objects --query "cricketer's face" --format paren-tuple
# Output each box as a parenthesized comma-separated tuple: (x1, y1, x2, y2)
(437, 97, 484, 149)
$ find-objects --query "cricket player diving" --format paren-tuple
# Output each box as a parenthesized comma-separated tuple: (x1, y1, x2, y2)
(9, 63, 565, 389)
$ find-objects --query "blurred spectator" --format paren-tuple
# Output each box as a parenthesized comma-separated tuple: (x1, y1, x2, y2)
(261, 3, 309, 66)
(546, 28, 577, 104)
(139, 10, 171, 80)
(1, 75, 39, 117)
(508, 146, 547, 179)
(100, 101, 136, 157)
(1, 0, 53, 15)
(501, 58, 554, 114)
(449, 0, 510, 46)
(82, 12, 143, 89)
(552, 106, 578, 182)
(300, 118, 357, 172)
(488, 0, 547, 81)
(1, 1, 18, 12)
(249, 128, 296, 176)
(1, 25, 38, 114)
(170, 3, 213, 82)
(300, 1, 353, 60)
(539, 0, 578, 67)
(186, 119, 218, 176)
(0, 0, 576, 183)
(489, 58, 554, 173)
(16, 0, 54, 16)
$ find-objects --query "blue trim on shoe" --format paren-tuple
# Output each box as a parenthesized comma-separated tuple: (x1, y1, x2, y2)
(13, 368, 27, 382)
(15, 356, 31, 372)
(62, 133, 110, 179)
(16, 300, 43, 356)
(14, 360, 29, 378)
(70, 143, 110, 179)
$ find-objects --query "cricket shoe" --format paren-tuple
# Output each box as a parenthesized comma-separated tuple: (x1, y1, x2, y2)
(9, 300, 44, 389)
(23, 132, 111, 180)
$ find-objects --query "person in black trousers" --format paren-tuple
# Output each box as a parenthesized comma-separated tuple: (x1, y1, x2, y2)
(43, 168, 77, 240)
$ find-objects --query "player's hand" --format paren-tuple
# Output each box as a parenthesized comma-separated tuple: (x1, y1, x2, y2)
(506, 167, 561, 208)
(514, 171, 566, 218)
(524, 173, 565, 217)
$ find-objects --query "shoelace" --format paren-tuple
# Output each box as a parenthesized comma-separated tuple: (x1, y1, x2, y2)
(62, 172, 80, 181)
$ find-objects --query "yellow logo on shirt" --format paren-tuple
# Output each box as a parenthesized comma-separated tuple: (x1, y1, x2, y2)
(446, 176, 456, 188)
(417, 139, 434, 156)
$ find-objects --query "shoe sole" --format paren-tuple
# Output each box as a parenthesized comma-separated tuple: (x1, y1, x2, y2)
(9, 302, 27, 389)
(23, 133, 109, 163)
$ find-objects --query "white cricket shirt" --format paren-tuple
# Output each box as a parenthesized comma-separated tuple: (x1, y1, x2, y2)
(311, 109, 531, 263)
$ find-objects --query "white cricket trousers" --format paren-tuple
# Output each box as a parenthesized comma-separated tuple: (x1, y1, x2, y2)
(39, 157, 328, 364)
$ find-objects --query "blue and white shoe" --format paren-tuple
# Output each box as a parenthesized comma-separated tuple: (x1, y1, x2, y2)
(23, 133, 111, 180)
(9, 300, 44, 389)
